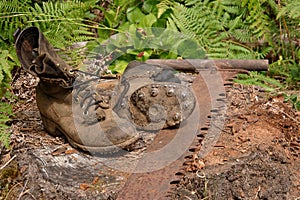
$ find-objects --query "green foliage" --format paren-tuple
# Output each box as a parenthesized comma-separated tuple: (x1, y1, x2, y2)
(167, 0, 300, 92)
(0, 47, 17, 149)
(0, 0, 96, 49)
(31, 0, 97, 48)
(169, 0, 282, 59)
(234, 71, 284, 92)
(89, 0, 206, 74)
(0, 0, 31, 42)
(277, 1, 300, 20)
(0, 49, 16, 94)
(0, 88, 14, 149)
(284, 93, 300, 111)
(0, 100, 13, 148)
(88, 26, 205, 74)
(269, 57, 300, 89)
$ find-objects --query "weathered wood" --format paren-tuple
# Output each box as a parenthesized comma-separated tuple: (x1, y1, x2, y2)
(145, 59, 269, 71)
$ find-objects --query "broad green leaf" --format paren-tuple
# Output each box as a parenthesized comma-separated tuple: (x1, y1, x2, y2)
(139, 13, 157, 28)
(143, 0, 158, 13)
(109, 59, 129, 74)
(127, 7, 145, 24)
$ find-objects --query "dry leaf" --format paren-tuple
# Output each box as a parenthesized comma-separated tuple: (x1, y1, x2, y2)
(65, 149, 77, 155)
(79, 183, 91, 191)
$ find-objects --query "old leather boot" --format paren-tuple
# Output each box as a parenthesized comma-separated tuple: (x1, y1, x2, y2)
(15, 27, 197, 153)
(15, 27, 139, 153)
(113, 61, 196, 131)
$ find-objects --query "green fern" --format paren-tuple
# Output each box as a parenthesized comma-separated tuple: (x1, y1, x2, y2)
(235, 71, 284, 91)
(0, 47, 17, 149)
(0, 0, 96, 48)
(0, 100, 13, 149)
(169, 0, 296, 60)
(0, 0, 31, 42)
(170, 0, 257, 59)
(277, 1, 300, 20)
(27, 0, 96, 49)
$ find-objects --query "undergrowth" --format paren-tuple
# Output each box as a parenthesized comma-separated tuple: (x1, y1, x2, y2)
(87, 0, 205, 74)
(0, 47, 18, 148)
(165, 0, 299, 107)
(234, 71, 284, 92)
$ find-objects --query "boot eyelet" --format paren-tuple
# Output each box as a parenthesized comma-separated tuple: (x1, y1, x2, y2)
(68, 69, 76, 75)
(121, 102, 126, 108)
(83, 110, 89, 116)
(74, 97, 80, 103)
(32, 49, 38, 57)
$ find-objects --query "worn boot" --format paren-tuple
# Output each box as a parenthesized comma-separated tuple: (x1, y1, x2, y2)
(15, 27, 139, 153)
(15, 27, 196, 153)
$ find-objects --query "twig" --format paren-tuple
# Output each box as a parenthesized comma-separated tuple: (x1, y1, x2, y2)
(5, 182, 22, 200)
(0, 155, 17, 170)
(24, 191, 37, 200)
(272, 106, 300, 124)
(184, 195, 193, 200)
(196, 170, 206, 179)
(18, 180, 28, 200)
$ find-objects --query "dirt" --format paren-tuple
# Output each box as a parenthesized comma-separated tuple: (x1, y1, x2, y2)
(1, 68, 300, 199)
(170, 83, 300, 199)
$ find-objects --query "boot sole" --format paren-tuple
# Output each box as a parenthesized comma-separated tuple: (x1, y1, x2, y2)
(127, 83, 196, 131)
(66, 135, 140, 154)
(40, 114, 140, 154)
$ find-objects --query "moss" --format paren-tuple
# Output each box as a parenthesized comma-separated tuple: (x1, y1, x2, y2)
(0, 160, 20, 199)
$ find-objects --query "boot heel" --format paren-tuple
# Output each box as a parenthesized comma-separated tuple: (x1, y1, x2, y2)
(40, 114, 62, 137)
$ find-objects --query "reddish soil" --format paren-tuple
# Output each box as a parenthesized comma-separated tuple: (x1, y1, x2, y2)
(171, 83, 300, 199)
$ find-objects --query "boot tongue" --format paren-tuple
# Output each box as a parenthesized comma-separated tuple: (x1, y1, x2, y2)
(15, 27, 75, 87)
(30, 52, 74, 86)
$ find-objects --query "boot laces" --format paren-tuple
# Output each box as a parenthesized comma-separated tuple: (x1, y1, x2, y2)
(71, 69, 115, 124)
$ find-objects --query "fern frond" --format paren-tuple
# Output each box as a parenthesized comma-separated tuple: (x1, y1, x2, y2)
(0, 0, 95, 48)
(0, 0, 31, 42)
(235, 71, 284, 91)
(172, 0, 257, 59)
(277, 1, 300, 20)
(27, 1, 95, 48)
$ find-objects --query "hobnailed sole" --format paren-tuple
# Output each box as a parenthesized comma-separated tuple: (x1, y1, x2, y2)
(128, 82, 196, 131)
